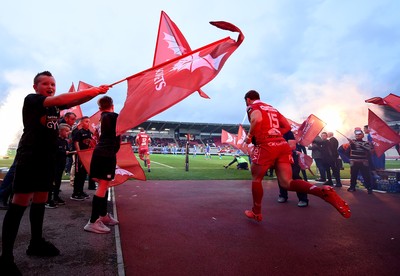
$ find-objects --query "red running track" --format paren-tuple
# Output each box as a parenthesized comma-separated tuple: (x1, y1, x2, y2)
(115, 180, 400, 276)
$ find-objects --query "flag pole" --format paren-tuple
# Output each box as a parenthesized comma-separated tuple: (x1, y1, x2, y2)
(241, 112, 247, 125)
(336, 130, 349, 140)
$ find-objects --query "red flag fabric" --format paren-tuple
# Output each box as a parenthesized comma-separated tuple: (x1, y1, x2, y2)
(297, 151, 313, 170)
(116, 21, 244, 135)
(296, 114, 326, 146)
(221, 129, 238, 147)
(365, 93, 400, 113)
(77, 81, 93, 91)
(153, 11, 209, 99)
(89, 110, 102, 144)
(368, 109, 400, 157)
(287, 118, 301, 141)
(236, 125, 253, 155)
(60, 83, 84, 119)
(77, 143, 146, 186)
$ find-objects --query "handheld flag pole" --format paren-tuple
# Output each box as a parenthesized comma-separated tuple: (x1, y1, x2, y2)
(241, 112, 247, 125)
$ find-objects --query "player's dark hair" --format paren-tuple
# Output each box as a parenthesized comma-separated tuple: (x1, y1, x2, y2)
(81, 116, 89, 120)
(98, 96, 113, 110)
(244, 90, 260, 100)
(34, 71, 53, 85)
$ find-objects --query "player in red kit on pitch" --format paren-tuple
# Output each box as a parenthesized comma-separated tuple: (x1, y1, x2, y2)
(243, 90, 351, 222)
(136, 128, 151, 172)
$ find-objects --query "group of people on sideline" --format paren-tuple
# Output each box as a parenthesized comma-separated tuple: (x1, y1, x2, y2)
(0, 70, 389, 275)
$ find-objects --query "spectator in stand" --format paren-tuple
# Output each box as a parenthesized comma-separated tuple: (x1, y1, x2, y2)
(136, 128, 151, 172)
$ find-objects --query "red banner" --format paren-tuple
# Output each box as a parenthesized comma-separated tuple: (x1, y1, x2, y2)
(77, 143, 146, 186)
(365, 93, 400, 113)
(296, 114, 326, 146)
(368, 109, 400, 157)
(153, 11, 209, 99)
(116, 21, 244, 135)
(221, 129, 238, 147)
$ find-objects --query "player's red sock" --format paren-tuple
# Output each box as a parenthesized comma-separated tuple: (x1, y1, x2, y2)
(251, 181, 263, 213)
(288, 179, 324, 198)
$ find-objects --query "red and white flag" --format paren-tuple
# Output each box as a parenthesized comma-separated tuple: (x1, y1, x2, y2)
(153, 11, 209, 98)
(236, 124, 253, 155)
(221, 129, 238, 147)
(296, 114, 326, 146)
(77, 142, 146, 186)
(365, 93, 400, 113)
(368, 109, 400, 157)
(60, 83, 83, 119)
(297, 151, 313, 170)
(287, 118, 301, 139)
(116, 21, 244, 135)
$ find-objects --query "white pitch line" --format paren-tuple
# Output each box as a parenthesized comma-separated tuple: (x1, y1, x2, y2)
(152, 161, 174, 168)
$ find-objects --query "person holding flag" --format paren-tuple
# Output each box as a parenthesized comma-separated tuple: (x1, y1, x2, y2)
(84, 96, 121, 234)
(0, 71, 109, 274)
(136, 128, 152, 172)
(342, 127, 373, 194)
(243, 90, 351, 222)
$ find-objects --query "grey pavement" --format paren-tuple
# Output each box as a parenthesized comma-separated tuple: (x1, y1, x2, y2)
(0, 181, 121, 276)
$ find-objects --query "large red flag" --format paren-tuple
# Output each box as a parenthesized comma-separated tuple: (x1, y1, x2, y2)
(77, 143, 146, 186)
(368, 109, 400, 157)
(296, 114, 326, 146)
(365, 93, 400, 113)
(60, 83, 83, 119)
(221, 129, 238, 147)
(153, 11, 209, 99)
(116, 21, 244, 135)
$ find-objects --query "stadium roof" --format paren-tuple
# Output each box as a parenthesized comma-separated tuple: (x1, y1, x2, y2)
(133, 120, 249, 135)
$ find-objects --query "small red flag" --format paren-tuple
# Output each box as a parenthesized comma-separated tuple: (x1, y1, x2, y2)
(221, 129, 238, 147)
(365, 93, 400, 113)
(368, 109, 400, 157)
(77, 143, 146, 186)
(60, 83, 83, 119)
(77, 81, 93, 91)
(236, 125, 253, 155)
(297, 151, 313, 170)
(116, 21, 244, 135)
(296, 114, 326, 146)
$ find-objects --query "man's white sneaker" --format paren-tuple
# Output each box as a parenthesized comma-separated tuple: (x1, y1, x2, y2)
(99, 213, 119, 226)
(84, 219, 111, 234)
